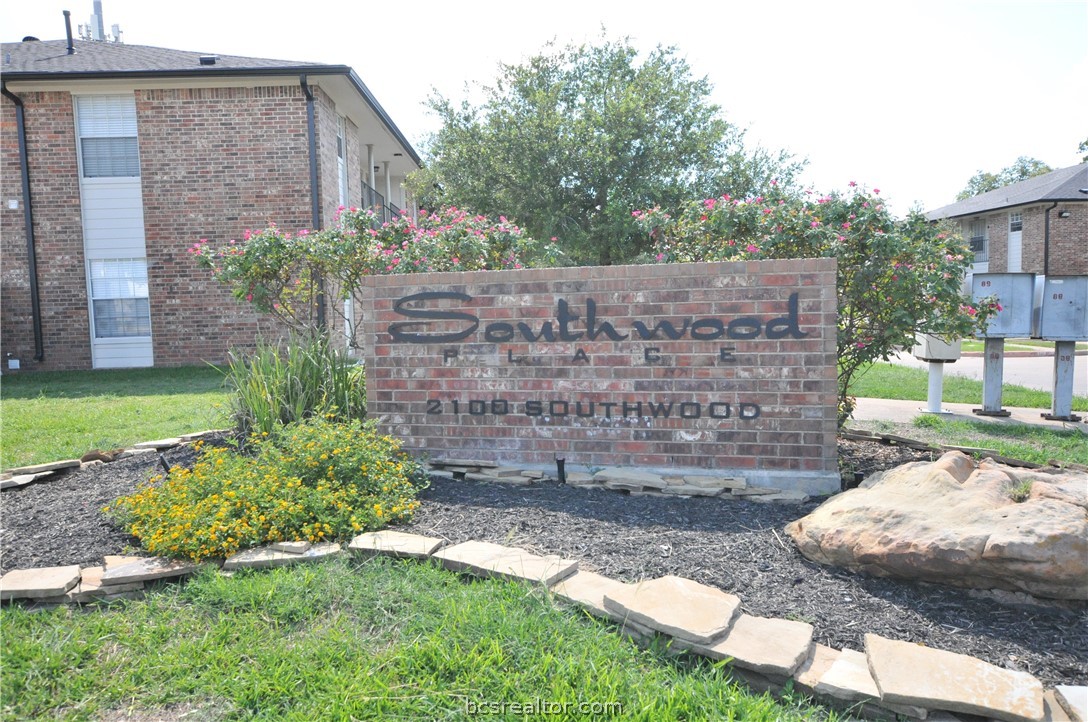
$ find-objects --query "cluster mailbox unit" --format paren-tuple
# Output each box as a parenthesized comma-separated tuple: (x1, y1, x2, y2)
(971, 273, 1085, 421)
(1038, 276, 1087, 421)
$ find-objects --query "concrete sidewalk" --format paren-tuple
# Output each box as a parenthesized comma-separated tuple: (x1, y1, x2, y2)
(850, 397, 1086, 430)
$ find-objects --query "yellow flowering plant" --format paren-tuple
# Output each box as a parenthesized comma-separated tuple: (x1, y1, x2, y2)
(105, 417, 428, 561)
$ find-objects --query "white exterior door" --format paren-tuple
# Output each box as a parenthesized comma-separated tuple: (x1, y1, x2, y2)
(1007, 212, 1023, 272)
(75, 94, 153, 368)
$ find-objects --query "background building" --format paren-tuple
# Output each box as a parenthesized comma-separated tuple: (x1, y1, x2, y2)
(2, 36, 420, 370)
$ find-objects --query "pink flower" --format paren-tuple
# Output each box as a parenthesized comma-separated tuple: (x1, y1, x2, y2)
(746, 244, 759, 253)
(810, 221, 820, 228)
(452, 257, 459, 264)
(245, 293, 253, 302)
(655, 253, 664, 262)
(841, 222, 851, 230)
(873, 188, 880, 194)
(848, 181, 857, 187)
(704, 198, 716, 210)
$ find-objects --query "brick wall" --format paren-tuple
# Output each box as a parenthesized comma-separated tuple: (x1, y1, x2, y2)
(137, 85, 312, 366)
(985, 214, 1008, 271)
(361, 259, 839, 493)
(1047, 203, 1087, 275)
(0, 91, 92, 371)
(968, 203, 1086, 275)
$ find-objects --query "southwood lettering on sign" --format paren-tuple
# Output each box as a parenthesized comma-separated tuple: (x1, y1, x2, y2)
(388, 291, 807, 344)
(360, 259, 839, 494)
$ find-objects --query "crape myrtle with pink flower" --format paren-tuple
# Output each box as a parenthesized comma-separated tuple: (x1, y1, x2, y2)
(634, 183, 998, 424)
(189, 206, 564, 350)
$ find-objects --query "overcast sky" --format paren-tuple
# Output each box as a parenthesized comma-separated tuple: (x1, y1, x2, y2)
(3, 0, 1085, 216)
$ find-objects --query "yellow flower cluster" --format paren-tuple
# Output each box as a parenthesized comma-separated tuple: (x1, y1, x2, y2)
(105, 418, 428, 561)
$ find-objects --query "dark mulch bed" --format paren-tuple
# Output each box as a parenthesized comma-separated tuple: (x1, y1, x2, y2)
(1, 439, 1085, 687)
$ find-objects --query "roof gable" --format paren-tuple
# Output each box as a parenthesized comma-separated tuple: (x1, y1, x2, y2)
(927, 163, 1088, 220)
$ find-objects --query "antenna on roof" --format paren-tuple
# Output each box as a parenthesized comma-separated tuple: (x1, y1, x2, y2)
(91, 0, 104, 41)
(78, 0, 122, 43)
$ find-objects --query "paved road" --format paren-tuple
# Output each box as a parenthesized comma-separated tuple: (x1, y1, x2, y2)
(891, 351, 1087, 397)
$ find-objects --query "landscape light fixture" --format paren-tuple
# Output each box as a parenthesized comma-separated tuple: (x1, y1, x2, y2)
(1057, 210, 1072, 218)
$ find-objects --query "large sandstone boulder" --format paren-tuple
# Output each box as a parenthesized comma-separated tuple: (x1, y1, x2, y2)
(785, 451, 1088, 600)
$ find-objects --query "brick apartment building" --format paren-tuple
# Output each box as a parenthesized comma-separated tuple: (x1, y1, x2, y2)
(925, 163, 1087, 279)
(1, 36, 420, 370)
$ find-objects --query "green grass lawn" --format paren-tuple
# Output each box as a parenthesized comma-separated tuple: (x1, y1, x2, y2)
(958, 338, 1088, 353)
(850, 415, 1088, 467)
(850, 362, 1088, 412)
(908, 415, 1088, 466)
(0, 366, 229, 469)
(0, 556, 836, 722)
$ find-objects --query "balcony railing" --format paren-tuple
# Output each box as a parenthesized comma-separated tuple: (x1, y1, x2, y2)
(360, 181, 402, 225)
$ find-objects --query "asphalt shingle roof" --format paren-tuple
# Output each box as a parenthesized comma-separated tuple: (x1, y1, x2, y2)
(1, 38, 328, 75)
(926, 163, 1088, 220)
(1, 38, 422, 167)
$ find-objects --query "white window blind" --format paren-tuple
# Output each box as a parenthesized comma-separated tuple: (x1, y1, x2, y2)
(88, 259, 151, 338)
(75, 95, 140, 178)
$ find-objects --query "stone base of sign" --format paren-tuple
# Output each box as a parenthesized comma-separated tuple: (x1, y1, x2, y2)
(429, 460, 833, 499)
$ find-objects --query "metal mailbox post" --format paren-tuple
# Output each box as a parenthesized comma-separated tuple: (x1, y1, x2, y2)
(1038, 276, 1087, 422)
(911, 334, 962, 414)
(971, 273, 1035, 416)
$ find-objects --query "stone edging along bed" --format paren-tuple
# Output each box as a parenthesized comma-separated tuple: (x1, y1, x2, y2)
(1, 530, 1083, 722)
(3, 433, 1086, 721)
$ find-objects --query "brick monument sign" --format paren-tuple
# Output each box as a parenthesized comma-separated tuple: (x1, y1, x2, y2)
(360, 258, 839, 494)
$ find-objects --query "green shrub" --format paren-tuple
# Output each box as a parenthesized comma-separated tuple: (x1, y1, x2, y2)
(106, 417, 427, 561)
(223, 333, 365, 436)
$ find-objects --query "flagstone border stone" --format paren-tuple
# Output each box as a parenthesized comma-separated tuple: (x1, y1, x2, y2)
(603, 575, 741, 645)
(222, 543, 341, 571)
(348, 530, 445, 559)
(0, 564, 81, 600)
(865, 633, 1046, 722)
(0, 529, 1069, 720)
(432, 540, 579, 588)
(1055, 686, 1087, 722)
(685, 613, 815, 677)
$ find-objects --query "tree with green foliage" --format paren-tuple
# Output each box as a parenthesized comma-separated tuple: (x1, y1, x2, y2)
(1079, 137, 1088, 163)
(636, 184, 998, 425)
(956, 156, 1053, 200)
(409, 36, 803, 266)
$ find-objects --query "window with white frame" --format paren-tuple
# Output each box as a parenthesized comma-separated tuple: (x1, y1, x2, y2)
(1009, 212, 1022, 232)
(337, 116, 349, 207)
(88, 259, 151, 338)
(75, 95, 140, 178)
(968, 219, 988, 262)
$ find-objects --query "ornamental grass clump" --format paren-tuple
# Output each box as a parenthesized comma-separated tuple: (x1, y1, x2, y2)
(223, 333, 365, 437)
(106, 417, 427, 562)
